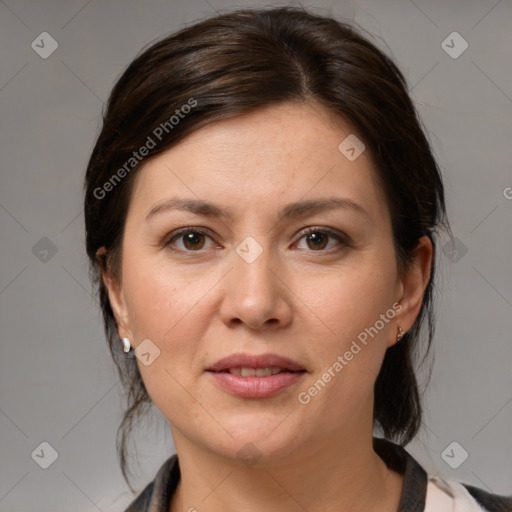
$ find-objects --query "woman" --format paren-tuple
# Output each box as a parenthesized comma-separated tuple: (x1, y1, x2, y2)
(84, 6, 511, 512)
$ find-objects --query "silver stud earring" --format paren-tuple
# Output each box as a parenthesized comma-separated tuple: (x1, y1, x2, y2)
(396, 326, 404, 342)
(122, 337, 132, 353)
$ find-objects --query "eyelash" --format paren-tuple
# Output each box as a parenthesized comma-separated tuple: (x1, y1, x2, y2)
(162, 226, 350, 254)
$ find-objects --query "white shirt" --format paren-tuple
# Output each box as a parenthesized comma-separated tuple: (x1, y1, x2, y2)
(426, 476, 498, 511)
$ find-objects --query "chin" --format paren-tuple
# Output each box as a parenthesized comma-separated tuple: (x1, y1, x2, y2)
(205, 414, 308, 464)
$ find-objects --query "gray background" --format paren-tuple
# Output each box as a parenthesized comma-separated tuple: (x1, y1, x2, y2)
(0, 0, 511, 510)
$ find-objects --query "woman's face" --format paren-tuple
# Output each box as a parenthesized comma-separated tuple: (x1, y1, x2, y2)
(104, 102, 429, 463)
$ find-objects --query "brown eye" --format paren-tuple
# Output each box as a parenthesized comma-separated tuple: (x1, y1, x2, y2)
(164, 228, 216, 252)
(182, 232, 206, 250)
(305, 231, 329, 250)
(295, 227, 349, 252)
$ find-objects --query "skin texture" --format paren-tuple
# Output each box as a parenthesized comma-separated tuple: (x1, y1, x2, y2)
(101, 102, 432, 511)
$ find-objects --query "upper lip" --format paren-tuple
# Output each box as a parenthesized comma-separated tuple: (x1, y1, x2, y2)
(206, 353, 305, 372)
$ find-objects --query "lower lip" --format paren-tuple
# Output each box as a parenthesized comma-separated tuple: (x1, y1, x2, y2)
(207, 371, 305, 398)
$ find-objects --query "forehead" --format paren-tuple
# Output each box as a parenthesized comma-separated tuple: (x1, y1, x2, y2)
(128, 102, 387, 222)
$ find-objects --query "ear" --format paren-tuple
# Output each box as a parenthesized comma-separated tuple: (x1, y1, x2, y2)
(390, 236, 433, 347)
(96, 247, 133, 341)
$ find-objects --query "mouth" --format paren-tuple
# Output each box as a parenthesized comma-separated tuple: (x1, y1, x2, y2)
(217, 367, 300, 377)
(206, 353, 307, 398)
(206, 352, 305, 373)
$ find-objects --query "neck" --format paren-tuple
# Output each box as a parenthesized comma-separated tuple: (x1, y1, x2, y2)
(169, 426, 403, 512)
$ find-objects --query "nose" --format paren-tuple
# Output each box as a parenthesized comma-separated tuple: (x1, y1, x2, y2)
(219, 241, 293, 331)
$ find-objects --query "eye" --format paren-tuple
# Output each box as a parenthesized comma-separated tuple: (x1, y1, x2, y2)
(163, 226, 349, 254)
(163, 227, 218, 252)
(294, 227, 349, 251)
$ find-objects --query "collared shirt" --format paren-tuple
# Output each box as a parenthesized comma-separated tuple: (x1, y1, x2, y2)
(123, 438, 512, 512)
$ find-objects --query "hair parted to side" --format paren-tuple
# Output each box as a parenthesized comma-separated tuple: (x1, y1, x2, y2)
(84, 6, 449, 492)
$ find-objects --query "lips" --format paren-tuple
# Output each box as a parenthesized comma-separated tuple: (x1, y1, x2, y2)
(206, 353, 306, 398)
(206, 353, 305, 373)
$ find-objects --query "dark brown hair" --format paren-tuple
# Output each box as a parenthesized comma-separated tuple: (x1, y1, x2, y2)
(84, 6, 449, 492)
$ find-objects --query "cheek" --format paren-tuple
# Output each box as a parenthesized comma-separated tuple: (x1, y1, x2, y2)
(300, 260, 397, 349)
(122, 247, 209, 341)
(122, 257, 215, 421)
(120, 250, 222, 392)
(294, 256, 398, 410)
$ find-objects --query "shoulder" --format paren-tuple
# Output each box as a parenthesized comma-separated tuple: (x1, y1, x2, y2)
(123, 480, 154, 512)
(461, 482, 512, 512)
(123, 454, 180, 512)
(426, 476, 512, 511)
(373, 437, 512, 512)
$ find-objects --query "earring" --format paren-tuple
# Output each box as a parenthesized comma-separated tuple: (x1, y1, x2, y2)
(396, 326, 404, 342)
(121, 337, 132, 353)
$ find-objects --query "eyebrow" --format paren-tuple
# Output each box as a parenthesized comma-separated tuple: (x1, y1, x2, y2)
(145, 196, 371, 223)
